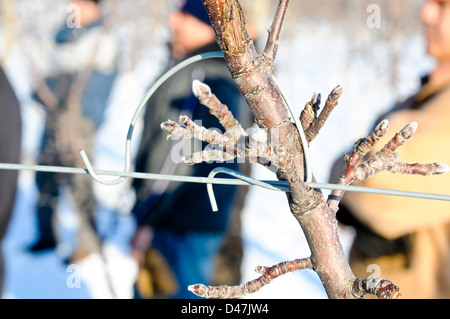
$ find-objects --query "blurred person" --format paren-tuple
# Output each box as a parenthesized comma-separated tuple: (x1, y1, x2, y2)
(130, 0, 250, 299)
(29, 0, 119, 263)
(329, 0, 450, 298)
(0, 67, 22, 296)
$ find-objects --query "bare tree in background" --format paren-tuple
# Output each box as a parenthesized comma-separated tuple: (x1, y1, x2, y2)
(161, 0, 448, 299)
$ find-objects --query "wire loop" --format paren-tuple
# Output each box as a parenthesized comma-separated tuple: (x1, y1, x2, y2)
(206, 167, 285, 212)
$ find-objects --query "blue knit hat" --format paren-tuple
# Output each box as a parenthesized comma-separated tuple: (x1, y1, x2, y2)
(179, 0, 211, 26)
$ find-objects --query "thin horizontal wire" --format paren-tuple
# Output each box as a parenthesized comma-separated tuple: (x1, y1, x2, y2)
(306, 182, 450, 203)
(0, 163, 257, 187)
(1, 162, 450, 204)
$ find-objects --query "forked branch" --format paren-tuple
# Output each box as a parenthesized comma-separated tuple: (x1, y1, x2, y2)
(263, 0, 290, 61)
(162, 80, 407, 299)
(189, 258, 312, 299)
(305, 85, 343, 143)
(159, 0, 449, 299)
(351, 277, 402, 299)
(161, 81, 279, 167)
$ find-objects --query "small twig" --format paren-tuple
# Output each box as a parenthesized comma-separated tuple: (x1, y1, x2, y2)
(351, 277, 402, 299)
(353, 122, 448, 182)
(300, 92, 320, 132)
(306, 85, 343, 142)
(183, 150, 236, 165)
(390, 162, 449, 175)
(188, 257, 312, 299)
(192, 80, 246, 137)
(161, 116, 234, 150)
(263, 0, 290, 61)
(333, 119, 389, 186)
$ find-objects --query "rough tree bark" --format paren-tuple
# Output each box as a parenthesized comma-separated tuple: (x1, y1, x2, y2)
(161, 0, 448, 299)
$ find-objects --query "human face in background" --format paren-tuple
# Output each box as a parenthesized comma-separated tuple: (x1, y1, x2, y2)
(71, 0, 101, 27)
(420, 1, 450, 62)
(167, 11, 215, 60)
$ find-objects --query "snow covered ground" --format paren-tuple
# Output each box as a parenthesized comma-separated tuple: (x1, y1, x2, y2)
(0, 18, 433, 299)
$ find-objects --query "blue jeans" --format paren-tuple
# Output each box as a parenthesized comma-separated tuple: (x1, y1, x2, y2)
(152, 230, 224, 299)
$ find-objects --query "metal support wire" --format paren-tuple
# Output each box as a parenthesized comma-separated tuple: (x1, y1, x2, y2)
(1, 163, 450, 211)
(6, 52, 449, 212)
(206, 167, 450, 212)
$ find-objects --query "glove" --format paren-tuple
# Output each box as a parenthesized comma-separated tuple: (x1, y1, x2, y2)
(135, 247, 178, 299)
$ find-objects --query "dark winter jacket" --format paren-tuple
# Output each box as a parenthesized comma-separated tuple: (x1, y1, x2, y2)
(132, 42, 247, 233)
(0, 67, 21, 237)
(0, 67, 22, 293)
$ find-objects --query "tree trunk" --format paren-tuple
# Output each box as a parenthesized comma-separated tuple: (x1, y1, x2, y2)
(202, 0, 357, 299)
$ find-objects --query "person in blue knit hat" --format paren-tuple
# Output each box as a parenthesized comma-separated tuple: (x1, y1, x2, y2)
(179, 0, 212, 25)
(167, 0, 214, 61)
(130, 0, 250, 299)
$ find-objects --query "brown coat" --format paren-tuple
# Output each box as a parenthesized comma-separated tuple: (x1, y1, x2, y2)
(342, 80, 450, 299)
